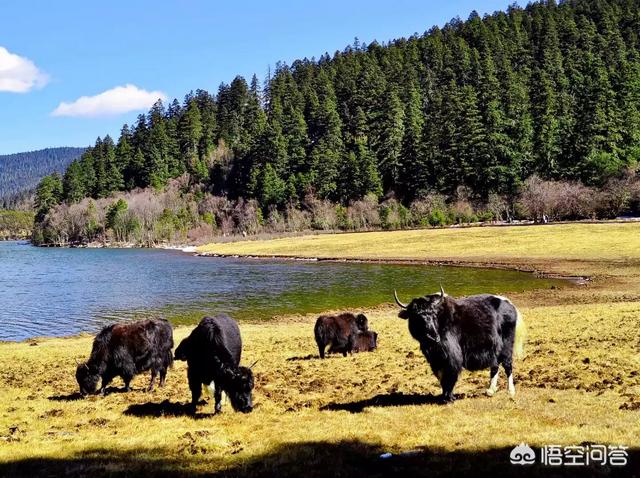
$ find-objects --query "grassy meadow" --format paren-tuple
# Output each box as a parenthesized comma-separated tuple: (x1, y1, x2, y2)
(1, 222, 640, 476)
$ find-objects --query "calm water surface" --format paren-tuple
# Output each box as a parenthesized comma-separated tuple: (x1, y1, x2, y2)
(0, 241, 566, 341)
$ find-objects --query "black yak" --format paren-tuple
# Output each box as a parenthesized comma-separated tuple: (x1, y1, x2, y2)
(394, 287, 525, 403)
(351, 330, 378, 353)
(76, 318, 173, 396)
(314, 312, 368, 358)
(174, 314, 254, 414)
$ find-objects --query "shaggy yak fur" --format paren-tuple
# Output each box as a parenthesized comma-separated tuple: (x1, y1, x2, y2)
(395, 288, 525, 403)
(76, 318, 173, 396)
(314, 312, 369, 358)
(351, 330, 378, 353)
(175, 314, 254, 414)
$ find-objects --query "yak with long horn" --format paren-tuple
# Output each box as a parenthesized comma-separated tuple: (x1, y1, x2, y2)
(394, 287, 525, 403)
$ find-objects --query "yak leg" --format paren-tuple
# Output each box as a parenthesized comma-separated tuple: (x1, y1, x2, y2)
(317, 340, 326, 359)
(122, 374, 133, 392)
(159, 368, 167, 387)
(486, 366, 500, 396)
(188, 372, 201, 414)
(148, 369, 157, 392)
(213, 381, 223, 413)
(440, 369, 459, 403)
(502, 360, 515, 397)
(346, 334, 355, 357)
(99, 372, 115, 395)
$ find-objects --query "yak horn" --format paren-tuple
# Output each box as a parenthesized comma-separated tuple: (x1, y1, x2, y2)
(249, 360, 259, 369)
(440, 285, 446, 298)
(394, 289, 408, 309)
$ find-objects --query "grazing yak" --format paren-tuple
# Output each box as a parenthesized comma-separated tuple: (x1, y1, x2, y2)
(76, 318, 173, 396)
(314, 312, 369, 358)
(175, 314, 254, 414)
(351, 330, 378, 353)
(394, 287, 525, 403)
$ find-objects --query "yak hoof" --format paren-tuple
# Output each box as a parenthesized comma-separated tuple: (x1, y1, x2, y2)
(486, 388, 497, 397)
(440, 395, 455, 405)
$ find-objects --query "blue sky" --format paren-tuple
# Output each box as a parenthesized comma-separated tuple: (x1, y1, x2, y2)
(0, 0, 514, 155)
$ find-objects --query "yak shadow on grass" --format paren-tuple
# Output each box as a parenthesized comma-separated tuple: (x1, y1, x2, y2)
(287, 353, 357, 361)
(124, 399, 214, 419)
(286, 354, 318, 361)
(48, 392, 84, 402)
(1, 441, 636, 478)
(49, 386, 134, 402)
(320, 392, 476, 412)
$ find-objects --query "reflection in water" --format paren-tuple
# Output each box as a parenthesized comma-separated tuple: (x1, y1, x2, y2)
(0, 241, 566, 341)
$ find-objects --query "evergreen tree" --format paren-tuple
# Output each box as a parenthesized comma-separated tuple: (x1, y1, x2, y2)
(398, 83, 426, 199)
(102, 135, 123, 193)
(179, 98, 206, 181)
(372, 86, 405, 192)
(35, 173, 63, 221)
(62, 160, 87, 203)
(146, 100, 171, 189)
(308, 69, 344, 199)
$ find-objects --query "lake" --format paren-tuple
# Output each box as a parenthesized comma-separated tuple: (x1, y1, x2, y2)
(0, 241, 567, 341)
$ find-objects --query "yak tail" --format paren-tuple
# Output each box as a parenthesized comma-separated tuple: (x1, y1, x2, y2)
(314, 321, 325, 345)
(513, 307, 526, 360)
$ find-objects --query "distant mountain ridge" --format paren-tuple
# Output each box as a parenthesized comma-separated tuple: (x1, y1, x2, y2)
(0, 147, 86, 205)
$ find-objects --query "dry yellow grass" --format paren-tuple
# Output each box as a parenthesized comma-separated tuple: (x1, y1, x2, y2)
(198, 222, 640, 277)
(2, 223, 640, 476)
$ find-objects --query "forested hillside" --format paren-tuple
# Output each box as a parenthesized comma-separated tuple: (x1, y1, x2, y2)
(34, 0, 640, 245)
(0, 147, 85, 207)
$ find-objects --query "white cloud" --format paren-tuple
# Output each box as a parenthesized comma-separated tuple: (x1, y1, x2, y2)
(0, 46, 49, 93)
(51, 84, 167, 118)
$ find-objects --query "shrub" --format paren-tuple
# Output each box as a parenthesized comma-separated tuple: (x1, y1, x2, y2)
(477, 210, 494, 222)
(519, 175, 598, 221)
(597, 171, 640, 218)
(232, 199, 262, 235)
(410, 194, 448, 227)
(284, 204, 311, 232)
(486, 194, 510, 222)
(305, 194, 338, 230)
(451, 199, 476, 224)
(187, 222, 216, 243)
(428, 209, 448, 227)
(347, 194, 381, 230)
(106, 199, 128, 230)
(266, 206, 287, 233)
(379, 199, 410, 230)
(335, 205, 350, 230)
